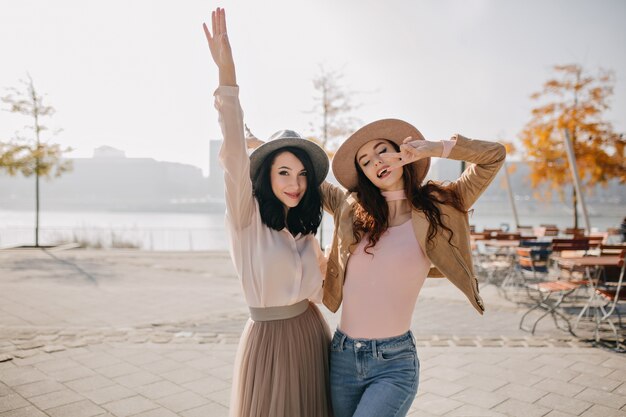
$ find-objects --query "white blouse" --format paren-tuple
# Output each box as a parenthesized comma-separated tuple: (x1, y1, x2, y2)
(215, 85, 324, 308)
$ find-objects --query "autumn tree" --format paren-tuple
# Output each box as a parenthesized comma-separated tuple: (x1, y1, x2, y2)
(0, 141, 30, 174)
(519, 64, 625, 228)
(1, 74, 72, 246)
(308, 66, 361, 155)
(306, 66, 361, 246)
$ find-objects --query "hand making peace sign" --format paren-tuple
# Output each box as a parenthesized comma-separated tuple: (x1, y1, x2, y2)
(380, 137, 444, 171)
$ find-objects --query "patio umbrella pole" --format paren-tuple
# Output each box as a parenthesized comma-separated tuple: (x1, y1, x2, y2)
(563, 129, 591, 233)
(503, 160, 520, 229)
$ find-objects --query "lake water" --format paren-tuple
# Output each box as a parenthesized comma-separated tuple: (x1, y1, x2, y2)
(0, 209, 622, 250)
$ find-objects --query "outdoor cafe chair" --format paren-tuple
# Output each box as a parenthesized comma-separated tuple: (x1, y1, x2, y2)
(502, 247, 553, 296)
(550, 238, 591, 271)
(564, 227, 586, 236)
(595, 249, 626, 318)
(519, 246, 589, 336)
(494, 232, 522, 241)
(551, 237, 591, 254)
(587, 233, 608, 248)
(519, 275, 580, 336)
(473, 239, 517, 288)
(539, 224, 560, 236)
(570, 250, 626, 349)
(474, 249, 513, 288)
(599, 243, 626, 254)
(520, 240, 551, 249)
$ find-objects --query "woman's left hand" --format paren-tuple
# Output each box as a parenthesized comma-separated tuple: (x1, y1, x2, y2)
(380, 137, 443, 171)
(245, 125, 265, 149)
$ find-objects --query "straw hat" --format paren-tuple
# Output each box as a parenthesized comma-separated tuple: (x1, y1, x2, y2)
(332, 119, 430, 191)
(249, 130, 329, 185)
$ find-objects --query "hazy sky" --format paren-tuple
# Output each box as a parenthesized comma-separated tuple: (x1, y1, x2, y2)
(1, 0, 625, 175)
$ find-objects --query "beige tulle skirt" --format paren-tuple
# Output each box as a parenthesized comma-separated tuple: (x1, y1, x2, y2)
(229, 302, 333, 417)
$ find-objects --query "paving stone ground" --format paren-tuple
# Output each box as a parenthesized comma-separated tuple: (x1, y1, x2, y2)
(1, 249, 625, 417)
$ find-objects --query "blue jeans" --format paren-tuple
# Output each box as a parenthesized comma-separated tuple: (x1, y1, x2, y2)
(329, 329, 419, 417)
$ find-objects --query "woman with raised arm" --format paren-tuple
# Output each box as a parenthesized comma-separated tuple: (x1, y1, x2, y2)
(202, 8, 332, 417)
(321, 120, 506, 417)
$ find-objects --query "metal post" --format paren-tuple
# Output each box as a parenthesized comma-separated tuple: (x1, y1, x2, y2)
(503, 160, 520, 229)
(563, 129, 591, 233)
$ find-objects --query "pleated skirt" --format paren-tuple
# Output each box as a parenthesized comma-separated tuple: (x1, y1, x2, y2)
(229, 302, 333, 417)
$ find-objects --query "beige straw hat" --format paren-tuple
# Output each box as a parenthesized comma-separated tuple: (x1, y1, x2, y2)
(332, 119, 430, 191)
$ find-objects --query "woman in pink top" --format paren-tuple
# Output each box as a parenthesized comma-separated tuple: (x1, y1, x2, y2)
(321, 120, 506, 417)
(203, 9, 332, 417)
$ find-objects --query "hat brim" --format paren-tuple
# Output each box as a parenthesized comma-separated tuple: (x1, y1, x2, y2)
(332, 119, 430, 191)
(249, 138, 329, 185)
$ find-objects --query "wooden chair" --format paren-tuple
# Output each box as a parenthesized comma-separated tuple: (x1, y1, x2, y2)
(564, 227, 586, 236)
(589, 250, 625, 349)
(482, 228, 502, 239)
(504, 247, 553, 294)
(552, 238, 590, 255)
(471, 232, 491, 241)
(520, 240, 551, 249)
(494, 232, 522, 241)
(599, 244, 626, 254)
(542, 226, 560, 236)
(519, 243, 590, 336)
(519, 278, 580, 336)
(587, 233, 607, 248)
(516, 247, 552, 280)
(552, 238, 592, 279)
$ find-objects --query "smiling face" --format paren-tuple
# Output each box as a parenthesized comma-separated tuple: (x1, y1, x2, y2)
(270, 151, 308, 210)
(355, 139, 404, 191)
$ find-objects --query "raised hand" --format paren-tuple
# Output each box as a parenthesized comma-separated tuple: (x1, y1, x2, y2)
(380, 137, 443, 171)
(202, 7, 236, 85)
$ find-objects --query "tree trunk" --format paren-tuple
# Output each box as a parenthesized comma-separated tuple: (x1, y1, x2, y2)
(572, 185, 578, 230)
(319, 88, 328, 248)
(35, 166, 40, 246)
(31, 76, 41, 247)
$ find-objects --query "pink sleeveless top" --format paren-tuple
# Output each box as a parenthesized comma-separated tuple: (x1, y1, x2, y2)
(339, 190, 431, 339)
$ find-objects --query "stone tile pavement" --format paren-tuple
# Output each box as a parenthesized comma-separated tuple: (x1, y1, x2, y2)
(1, 249, 625, 417)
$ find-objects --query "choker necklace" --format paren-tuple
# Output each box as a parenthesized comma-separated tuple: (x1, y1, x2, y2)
(381, 190, 407, 201)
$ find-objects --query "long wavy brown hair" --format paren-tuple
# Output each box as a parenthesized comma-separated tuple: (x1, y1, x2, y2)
(352, 140, 466, 254)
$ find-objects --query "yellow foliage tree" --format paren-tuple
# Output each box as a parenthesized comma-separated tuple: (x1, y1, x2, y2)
(1, 74, 72, 246)
(519, 64, 626, 228)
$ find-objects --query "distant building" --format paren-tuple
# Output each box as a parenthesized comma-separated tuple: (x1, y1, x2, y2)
(93, 146, 125, 158)
(0, 144, 622, 214)
(0, 146, 222, 212)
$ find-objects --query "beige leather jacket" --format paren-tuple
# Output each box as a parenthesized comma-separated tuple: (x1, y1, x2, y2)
(320, 134, 506, 314)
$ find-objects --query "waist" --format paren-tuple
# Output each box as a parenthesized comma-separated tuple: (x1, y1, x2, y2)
(333, 328, 415, 351)
(249, 299, 310, 322)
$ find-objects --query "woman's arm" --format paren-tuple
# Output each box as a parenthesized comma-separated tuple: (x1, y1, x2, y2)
(442, 135, 506, 209)
(203, 8, 254, 228)
(382, 135, 506, 210)
(203, 8, 236, 86)
(320, 181, 347, 215)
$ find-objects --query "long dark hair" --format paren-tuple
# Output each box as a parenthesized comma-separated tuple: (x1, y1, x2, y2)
(253, 146, 322, 236)
(352, 140, 466, 254)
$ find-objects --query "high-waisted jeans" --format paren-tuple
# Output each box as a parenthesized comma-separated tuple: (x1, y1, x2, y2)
(329, 328, 419, 417)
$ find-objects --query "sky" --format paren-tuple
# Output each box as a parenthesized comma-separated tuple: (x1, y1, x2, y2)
(1, 0, 625, 176)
